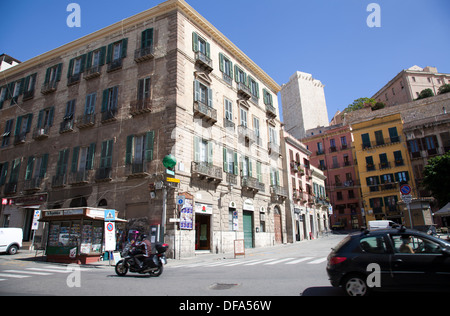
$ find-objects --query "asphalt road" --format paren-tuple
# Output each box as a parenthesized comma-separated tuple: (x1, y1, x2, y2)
(0, 234, 347, 297)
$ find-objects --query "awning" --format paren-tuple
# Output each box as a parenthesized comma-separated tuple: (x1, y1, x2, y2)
(39, 207, 127, 222)
(435, 202, 450, 217)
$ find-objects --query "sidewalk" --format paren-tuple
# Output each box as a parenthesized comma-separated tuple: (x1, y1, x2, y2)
(1, 233, 345, 268)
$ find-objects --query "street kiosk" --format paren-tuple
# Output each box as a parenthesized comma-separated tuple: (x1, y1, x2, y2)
(39, 207, 126, 264)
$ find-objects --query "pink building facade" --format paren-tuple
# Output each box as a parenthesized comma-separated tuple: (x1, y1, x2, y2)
(303, 124, 362, 230)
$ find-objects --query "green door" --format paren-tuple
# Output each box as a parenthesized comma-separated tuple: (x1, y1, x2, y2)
(243, 211, 254, 248)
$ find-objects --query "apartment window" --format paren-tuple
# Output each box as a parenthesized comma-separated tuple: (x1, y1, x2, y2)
(224, 98, 233, 122)
(263, 89, 273, 106)
(23, 73, 37, 100)
(85, 47, 106, 73)
(375, 130, 384, 146)
(366, 156, 375, 171)
(9, 158, 21, 184)
(141, 28, 154, 50)
(10, 79, 23, 105)
(68, 55, 86, 79)
(193, 136, 213, 164)
(192, 32, 210, 57)
(369, 198, 383, 213)
(270, 168, 280, 186)
(54, 148, 70, 186)
(1, 119, 14, 147)
(234, 65, 247, 85)
(71, 144, 95, 173)
(106, 38, 128, 71)
(395, 171, 409, 183)
(14, 114, 33, 143)
(379, 153, 389, 169)
(223, 148, 238, 175)
(242, 157, 251, 177)
(36, 107, 55, 130)
(101, 86, 119, 118)
(388, 127, 399, 143)
(0, 162, 8, 186)
(330, 139, 336, 152)
(100, 139, 114, 169)
(256, 161, 262, 183)
(84, 93, 96, 115)
(393, 151, 404, 166)
(424, 136, 438, 155)
(137, 77, 151, 101)
(125, 131, 155, 165)
(348, 190, 355, 199)
(240, 107, 248, 127)
(366, 176, 380, 191)
(44, 64, 62, 86)
(317, 142, 324, 154)
(253, 117, 260, 141)
(269, 126, 277, 145)
(248, 76, 259, 100)
(219, 53, 233, 84)
(194, 80, 213, 108)
(337, 191, 343, 201)
(25, 154, 49, 182)
(361, 133, 371, 149)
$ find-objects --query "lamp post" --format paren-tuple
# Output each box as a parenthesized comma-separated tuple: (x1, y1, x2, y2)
(161, 155, 177, 243)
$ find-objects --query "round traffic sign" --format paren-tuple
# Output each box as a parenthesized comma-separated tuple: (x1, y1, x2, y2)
(106, 223, 114, 231)
(400, 184, 411, 195)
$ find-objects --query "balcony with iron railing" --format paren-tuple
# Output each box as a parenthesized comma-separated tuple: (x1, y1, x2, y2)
(126, 162, 149, 178)
(69, 170, 92, 185)
(84, 65, 102, 80)
(33, 126, 50, 141)
(241, 176, 265, 193)
(191, 161, 222, 183)
(41, 81, 58, 95)
(95, 167, 112, 182)
(23, 177, 44, 192)
(270, 185, 288, 201)
(237, 82, 251, 100)
(193, 101, 217, 124)
(52, 174, 67, 187)
(130, 98, 152, 116)
(195, 52, 213, 72)
(107, 58, 123, 72)
(134, 45, 154, 63)
(362, 136, 402, 150)
(76, 113, 96, 129)
(101, 109, 118, 123)
(265, 104, 277, 118)
(60, 118, 74, 134)
(238, 125, 256, 143)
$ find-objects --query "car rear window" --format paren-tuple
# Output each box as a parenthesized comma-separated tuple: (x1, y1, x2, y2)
(332, 235, 351, 252)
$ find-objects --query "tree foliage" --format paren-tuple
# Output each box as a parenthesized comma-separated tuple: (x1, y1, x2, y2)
(416, 88, 434, 100)
(438, 84, 450, 95)
(422, 152, 450, 208)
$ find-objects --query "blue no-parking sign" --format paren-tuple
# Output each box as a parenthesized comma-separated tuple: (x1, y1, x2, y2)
(400, 184, 411, 195)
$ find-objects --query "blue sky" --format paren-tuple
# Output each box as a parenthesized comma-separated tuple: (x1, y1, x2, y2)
(1, 0, 449, 121)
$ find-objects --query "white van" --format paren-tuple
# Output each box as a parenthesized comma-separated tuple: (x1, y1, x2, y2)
(0, 228, 23, 255)
(368, 220, 396, 230)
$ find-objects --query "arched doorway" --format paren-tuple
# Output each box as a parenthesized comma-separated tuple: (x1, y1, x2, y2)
(274, 206, 282, 244)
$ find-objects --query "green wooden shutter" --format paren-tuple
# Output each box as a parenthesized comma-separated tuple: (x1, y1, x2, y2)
(234, 152, 238, 175)
(101, 89, 108, 112)
(121, 38, 128, 58)
(68, 59, 74, 78)
(223, 148, 228, 173)
(55, 63, 62, 82)
(71, 147, 80, 172)
(192, 32, 199, 52)
(207, 141, 213, 164)
(25, 156, 34, 181)
(194, 136, 200, 162)
(194, 80, 200, 102)
(86, 144, 95, 170)
(106, 43, 113, 64)
(39, 154, 48, 178)
(125, 135, 134, 165)
(145, 131, 155, 162)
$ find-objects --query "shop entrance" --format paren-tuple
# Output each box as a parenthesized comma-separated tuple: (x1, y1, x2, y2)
(243, 211, 254, 248)
(195, 214, 210, 250)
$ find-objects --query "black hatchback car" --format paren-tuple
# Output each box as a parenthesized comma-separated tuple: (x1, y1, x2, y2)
(327, 227, 450, 296)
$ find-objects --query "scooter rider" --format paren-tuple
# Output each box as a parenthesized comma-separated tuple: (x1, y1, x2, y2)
(133, 234, 152, 269)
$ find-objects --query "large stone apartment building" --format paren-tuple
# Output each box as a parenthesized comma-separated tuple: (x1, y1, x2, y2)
(0, 0, 287, 258)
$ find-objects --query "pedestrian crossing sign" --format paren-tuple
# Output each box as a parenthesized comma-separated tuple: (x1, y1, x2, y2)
(104, 209, 116, 221)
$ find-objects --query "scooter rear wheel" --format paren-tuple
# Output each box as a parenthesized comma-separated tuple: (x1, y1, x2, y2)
(115, 260, 129, 276)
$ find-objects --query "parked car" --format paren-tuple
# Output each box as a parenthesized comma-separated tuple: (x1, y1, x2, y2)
(327, 226, 450, 296)
(0, 228, 23, 255)
(332, 222, 345, 230)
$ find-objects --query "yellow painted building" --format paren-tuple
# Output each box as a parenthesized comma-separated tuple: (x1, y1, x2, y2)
(351, 113, 416, 225)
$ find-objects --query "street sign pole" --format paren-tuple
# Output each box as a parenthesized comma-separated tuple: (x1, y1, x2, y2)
(400, 185, 413, 229)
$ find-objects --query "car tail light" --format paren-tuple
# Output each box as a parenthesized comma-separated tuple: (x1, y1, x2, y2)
(329, 256, 347, 265)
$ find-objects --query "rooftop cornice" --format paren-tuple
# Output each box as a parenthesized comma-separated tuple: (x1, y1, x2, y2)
(2, 0, 281, 93)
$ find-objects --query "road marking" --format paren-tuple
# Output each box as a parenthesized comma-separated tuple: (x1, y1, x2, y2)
(244, 258, 278, 265)
(26, 268, 71, 273)
(285, 257, 314, 264)
(307, 257, 327, 264)
(264, 258, 296, 265)
(3, 269, 53, 276)
(0, 273, 30, 279)
(222, 259, 262, 266)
